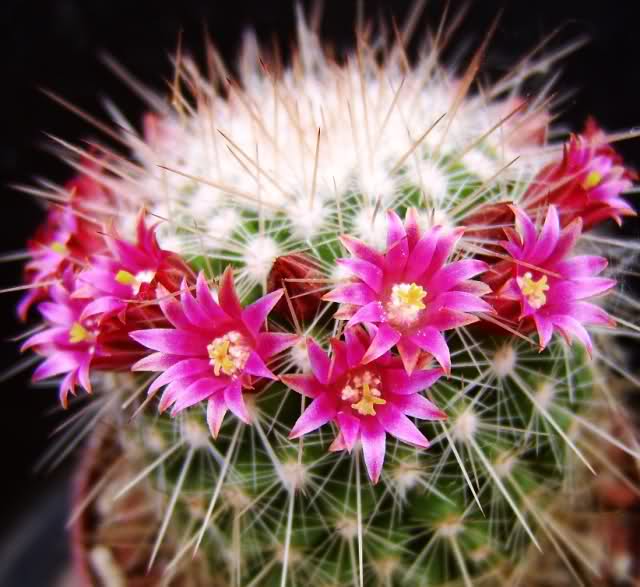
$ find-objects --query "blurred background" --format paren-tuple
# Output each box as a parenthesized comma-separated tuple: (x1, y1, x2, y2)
(1, 0, 639, 584)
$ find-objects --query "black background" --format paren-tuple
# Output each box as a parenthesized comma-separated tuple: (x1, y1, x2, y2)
(1, 0, 639, 559)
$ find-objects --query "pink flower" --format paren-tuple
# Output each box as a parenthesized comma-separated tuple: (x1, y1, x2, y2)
(75, 211, 191, 322)
(282, 328, 446, 483)
(18, 206, 79, 320)
(525, 118, 636, 230)
(18, 170, 111, 320)
(22, 269, 144, 407)
(323, 209, 492, 374)
(497, 204, 616, 353)
(130, 268, 298, 437)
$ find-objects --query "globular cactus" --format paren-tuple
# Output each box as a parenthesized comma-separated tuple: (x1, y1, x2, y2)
(13, 9, 640, 587)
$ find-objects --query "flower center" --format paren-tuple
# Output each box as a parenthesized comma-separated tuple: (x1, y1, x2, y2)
(115, 269, 156, 295)
(582, 170, 602, 189)
(207, 331, 250, 377)
(517, 272, 549, 309)
(387, 282, 427, 324)
(51, 241, 69, 255)
(69, 322, 91, 344)
(341, 370, 386, 416)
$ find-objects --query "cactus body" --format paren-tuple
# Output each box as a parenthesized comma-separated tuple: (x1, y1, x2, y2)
(15, 11, 640, 587)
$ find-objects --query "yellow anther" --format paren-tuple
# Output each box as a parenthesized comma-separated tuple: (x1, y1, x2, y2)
(51, 242, 68, 255)
(351, 382, 386, 416)
(582, 170, 602, 190)
(115, 269, 137, 286)
(208, 339, 235, 376)
(517, 272, 549, 309)
(69, 322, 90, 344)
(392, 283, 427, 310)
(207, 332, 249, 377)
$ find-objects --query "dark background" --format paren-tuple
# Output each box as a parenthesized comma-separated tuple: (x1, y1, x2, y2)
(0, 0, 639, 579)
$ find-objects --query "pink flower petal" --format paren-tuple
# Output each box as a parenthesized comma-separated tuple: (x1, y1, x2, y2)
(362, 323, 401, 364)
(244, 351, 276, 379)
(392, 393, 447, 420)
(195, 273, 230, 322)
(129, 329, 212, 356)
(385, 210, 409, 278)
(426, 308, 479, 331)
(131, 352, 182, 372)
(360, 418, 386, 484)
(171, 377, 223, 415)
(455, 280, 492, 297)
(207, 393, 228, 438)
(550, 314, 593, 355)
(280, 374, 324, 398)
(548, 278, 616, 304)
(411, 328, 451, 374)
(112, 239, 150, 269)
(499, 278, 521, 300)
(148, 358, 212, 394)
(424, 227, 464, 276)
(427, 260, 488, 294)
(307, 338, 331, 384)
(545, 217, 582, 265)
(337, 258, 384, 293)
(21, 327, 68, 352)
(218, 266, 243, 319)
(80, 296, 125, 321)
(511, 205, 537, 256)
(181, 284, 211, 327)
(435, 291, 493, 313)
(38, 301, 74, 326)
(345, 328, 367, 368)
(242, 289, 284, 335)
(533, 313, 554, 349)
(224, 380, 251, 423)
(404, 208, 421, 249)
(329, 339, 349, 380)
(530, 205, 560, 264)
(346, 301, 386, 328)
(157, 285, 194, 331)
(569, 301, 615, 326)
(32, 353, 81, 382)
(339, 235, 384, 268)
(289, 392, 337, 438)
(382, 367, 443, 395)
(256, 332, 299, 359)
(554, 255, 608, 279)
(77, 358, 92, 394)
(404, 230, 439, 282)
(323, 283, 376, 306)
(58, 371, 77, 408)
(159, 377, 198, 412)
(336, 411, 360, 452)
(376, 403, 429, 448)
(397, 337, 420, 375)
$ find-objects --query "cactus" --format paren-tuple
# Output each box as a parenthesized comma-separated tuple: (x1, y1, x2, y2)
(13, 9, 640, 587)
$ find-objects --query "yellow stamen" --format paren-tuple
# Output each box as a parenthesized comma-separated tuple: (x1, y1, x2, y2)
(69, 322, 90, 344)
(517, 272, 549, 309)
(208, 339, 236, 376)
(351, 382, 386, 416)
(51, 242, 68, 255)
(392, 283, 427, 310)
(115, 269, 137, 286)
(582, 170, 602, 190)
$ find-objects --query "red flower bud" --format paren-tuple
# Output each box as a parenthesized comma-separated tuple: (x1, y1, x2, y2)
(267, 253, 324, 322)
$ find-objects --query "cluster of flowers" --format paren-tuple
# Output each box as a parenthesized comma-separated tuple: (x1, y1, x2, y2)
(19, 120, 634, 482)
